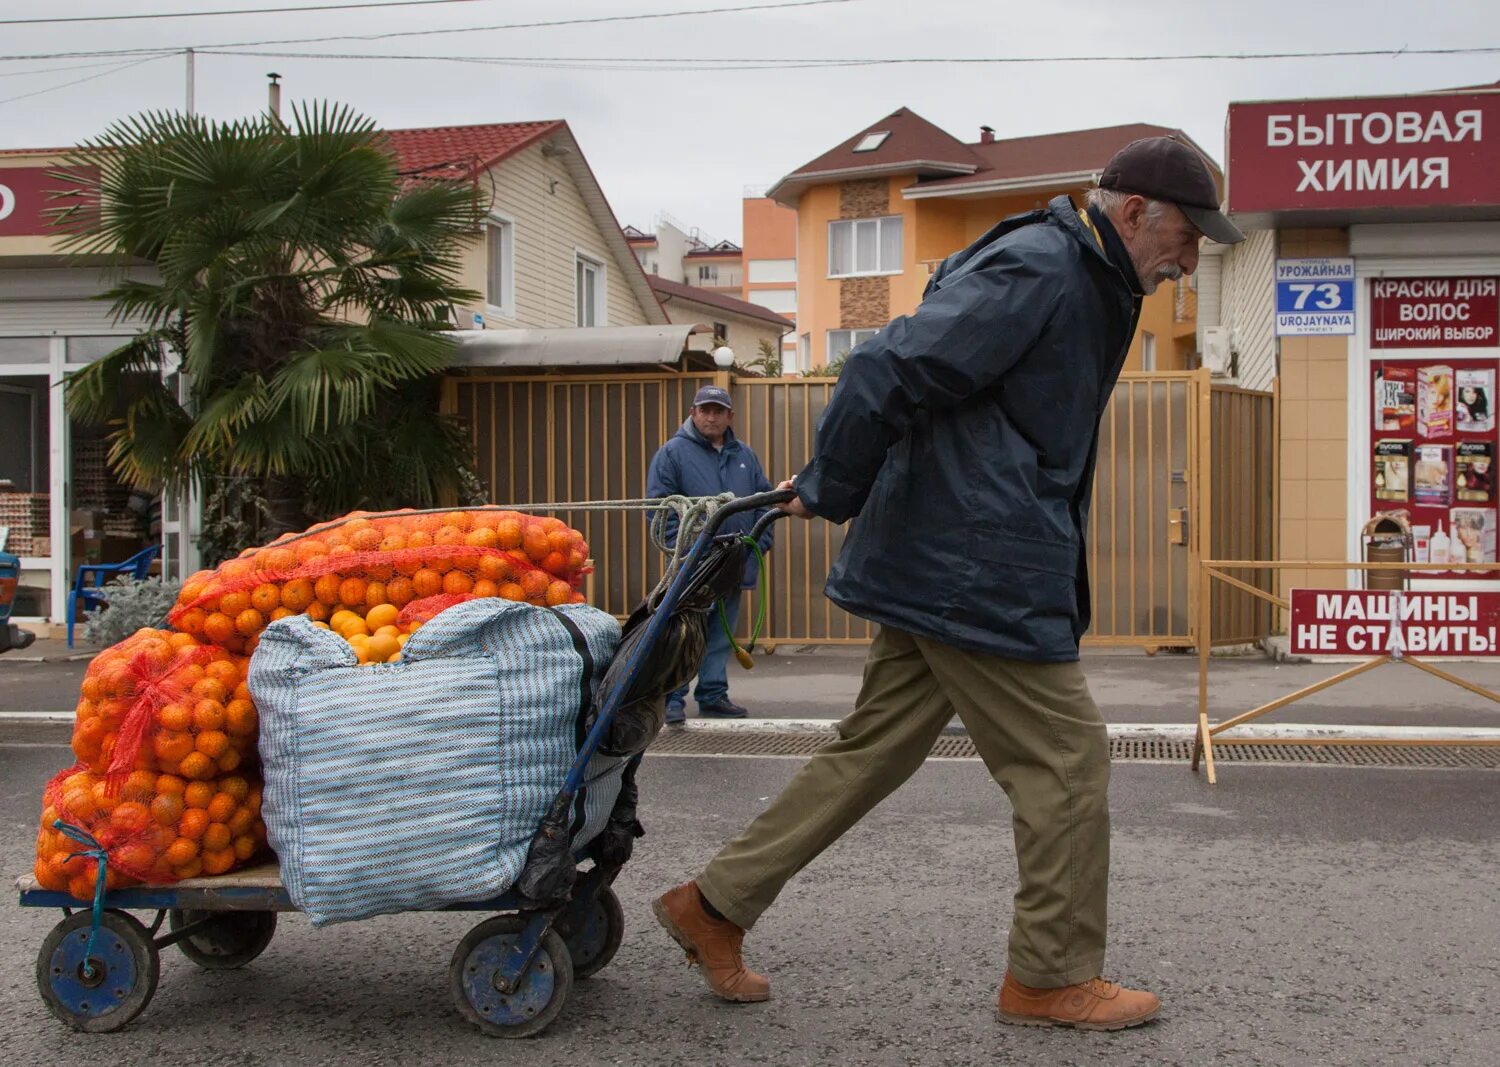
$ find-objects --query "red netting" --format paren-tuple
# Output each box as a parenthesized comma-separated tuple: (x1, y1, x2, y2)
(167, 509, 589, 660)
(70, 629, 257, 789)
(33, 764, 268, 891)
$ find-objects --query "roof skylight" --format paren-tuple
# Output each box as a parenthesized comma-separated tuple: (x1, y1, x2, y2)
(853, 131, 890, 153)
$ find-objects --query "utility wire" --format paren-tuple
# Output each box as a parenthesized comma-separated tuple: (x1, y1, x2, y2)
(0, 0, 859, 60)
(196, 44, 1500, 70)
(0, 53, 172, 107)
(0, 57, 163, 78)
(2, 0, 499, 26)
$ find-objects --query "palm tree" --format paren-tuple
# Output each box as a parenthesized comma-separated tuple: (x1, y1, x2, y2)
(53, 102, 484, 541)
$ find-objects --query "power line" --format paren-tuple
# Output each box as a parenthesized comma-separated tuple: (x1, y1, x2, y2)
(197, 44, 1500, 71)
(0, 53, 173, 107)
(0, 0, 859, 60)
(0, 57, 162, 78)
(0, 1, 505, 26)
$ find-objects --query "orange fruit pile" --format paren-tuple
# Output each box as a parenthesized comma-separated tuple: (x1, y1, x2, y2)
(36, 508, 592, 897)
(170, 509, 589, 654)
(33, 767, 267, 893)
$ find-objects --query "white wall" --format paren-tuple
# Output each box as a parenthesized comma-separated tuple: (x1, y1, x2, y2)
(1202, 229, 1278, 391)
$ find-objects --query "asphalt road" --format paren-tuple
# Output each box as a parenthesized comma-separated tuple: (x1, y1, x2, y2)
(4, 730, 1499, 1066)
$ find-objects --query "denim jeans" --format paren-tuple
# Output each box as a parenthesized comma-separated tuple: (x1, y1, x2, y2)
(669, 589, 742, 708)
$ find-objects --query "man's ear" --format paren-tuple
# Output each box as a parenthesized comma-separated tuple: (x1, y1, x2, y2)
(1117, 194, 1150, 237)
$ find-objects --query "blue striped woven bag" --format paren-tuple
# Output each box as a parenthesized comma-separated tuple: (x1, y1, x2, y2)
(249, 599, 623, 927)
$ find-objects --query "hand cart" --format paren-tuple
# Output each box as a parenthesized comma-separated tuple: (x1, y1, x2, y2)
(17, 490, 793, 1038)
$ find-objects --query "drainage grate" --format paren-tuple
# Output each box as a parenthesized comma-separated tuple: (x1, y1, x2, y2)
(650, 729, 1500, 769)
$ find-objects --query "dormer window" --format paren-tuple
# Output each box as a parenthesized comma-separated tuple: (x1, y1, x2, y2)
(853, 131, 890, 153)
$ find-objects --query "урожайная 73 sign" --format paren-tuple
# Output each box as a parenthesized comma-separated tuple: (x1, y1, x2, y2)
(1276, 257, 1355, 336)
(1290, 589, 1500, 657)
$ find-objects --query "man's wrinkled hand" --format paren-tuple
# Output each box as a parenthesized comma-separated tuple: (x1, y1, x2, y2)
(775, 479, 812, 519)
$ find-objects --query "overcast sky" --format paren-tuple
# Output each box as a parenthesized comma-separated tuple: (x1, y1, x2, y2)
(2, 0, 1496, 243)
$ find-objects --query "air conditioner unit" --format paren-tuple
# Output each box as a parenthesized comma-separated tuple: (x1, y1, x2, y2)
(1201, 326, 1233, 376)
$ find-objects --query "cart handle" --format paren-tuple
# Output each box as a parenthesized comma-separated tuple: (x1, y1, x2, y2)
(699, 488, 797, 542)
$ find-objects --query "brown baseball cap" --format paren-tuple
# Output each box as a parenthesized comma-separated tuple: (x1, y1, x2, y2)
(1098, 137, 1245, 245)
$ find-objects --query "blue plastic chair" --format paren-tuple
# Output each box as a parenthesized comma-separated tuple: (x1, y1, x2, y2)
(67, 543, 161, 648)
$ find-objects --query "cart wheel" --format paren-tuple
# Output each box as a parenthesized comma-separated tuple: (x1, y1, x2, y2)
(36, 910, 160, 1033)
(558, 886, 624, 980)
(450, 915, 574, 1038)
(168, 909, 277, 970)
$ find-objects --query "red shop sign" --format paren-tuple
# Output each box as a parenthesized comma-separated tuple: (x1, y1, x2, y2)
(1227, 92, 1500, 215)
(0, 165, 80, 238)
(1370, 277, 1500, 349)
(1289, 589, 1500, 657)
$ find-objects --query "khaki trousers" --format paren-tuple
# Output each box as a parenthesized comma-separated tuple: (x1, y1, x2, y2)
(696, 625, 1110, 988)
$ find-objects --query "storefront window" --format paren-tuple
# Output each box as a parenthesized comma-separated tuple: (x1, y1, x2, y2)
(0, 375, 50, 559)
(67, 336, 129, 364)
(0, 338, 49, 364)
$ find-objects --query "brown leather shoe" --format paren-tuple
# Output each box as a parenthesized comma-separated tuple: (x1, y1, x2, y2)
(997, 972, 1160, 1031)
(652, 881, 771, 1002)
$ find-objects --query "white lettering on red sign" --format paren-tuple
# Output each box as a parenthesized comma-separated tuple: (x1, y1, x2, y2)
(0, 183, 14, 222)
(1267, 109, 1483, 148)
(1290, 590, 1500, 657)
(1294, 157, 1447, 192)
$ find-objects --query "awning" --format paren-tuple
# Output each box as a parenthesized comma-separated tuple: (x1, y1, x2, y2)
(449, 324, 714, 368)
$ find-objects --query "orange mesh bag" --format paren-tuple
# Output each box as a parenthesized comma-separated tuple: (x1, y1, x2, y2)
(170, 509, 590, 663)
(33, 765, 268, 892)
(71, 628, 257, 788)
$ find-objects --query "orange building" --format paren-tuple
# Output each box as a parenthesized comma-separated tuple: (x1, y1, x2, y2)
(741, 194, 801, 368)
(767, 107, 1215, 372)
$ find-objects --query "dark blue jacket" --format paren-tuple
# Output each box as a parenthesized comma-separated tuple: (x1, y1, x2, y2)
(794, 195, 1142, 661)
(647, 419, 775, 588)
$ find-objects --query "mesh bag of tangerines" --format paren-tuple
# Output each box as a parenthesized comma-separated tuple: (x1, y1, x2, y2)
(32, 508, 590, 895)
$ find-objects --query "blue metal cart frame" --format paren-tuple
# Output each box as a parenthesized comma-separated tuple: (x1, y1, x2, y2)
(18, 489, 793, 1038)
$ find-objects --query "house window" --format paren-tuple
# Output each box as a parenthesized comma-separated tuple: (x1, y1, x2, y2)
(1142, 330, 1157, 371)
(485, 216, 514, 319)
(853, 131, 890, 153)
(698, 264, 719, 284)
(798, 333, 810, 373)
(576, 253, 606, 327)
(828, 216, 902, 278)
(827, 328, 878, 361)
(713, 322, 729, 344)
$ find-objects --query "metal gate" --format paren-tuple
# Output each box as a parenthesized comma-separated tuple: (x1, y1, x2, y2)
(449, 369, 1274, 651)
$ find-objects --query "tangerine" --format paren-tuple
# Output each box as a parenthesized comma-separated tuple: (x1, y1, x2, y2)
(193, 699, 226, 731)
(338, 576, 367, 608)
(122, 769, 157, 802)
(385, 577, 416, 608)
(110, 801, 151, 835)
(314, 574, 342, 606)
(201, 848, 236, 875)
(280, 578, 315, 611)
(366, 633, 400, 662)
(306, 601, 331, 623)
(219, 590, 251, 618)
(202, 823, 233, 852)
(270, 606, 294, 622)
(477, 554, 512, 581)
(179, 809, 210, 840)
(234, 608, 264, 636)
(262, 546, 298, 573)
(541, 551, 568, 575)
(295, 538, 330, 564)
(176, 608, 207, 636)
(227, 807, 255, 835)
(225, 700, 257, 737)
(350, 527, 383, 552)
(173, 858, 204, 880)
(168, 631, 198, 651)
(178, 752, 216, 781)
(216, 749, 242, 774)
(205, 659, 241, 687)
(150, 793, 185, 827)
(545, 581, 574, 607)
(465, 528, 499, 550)
(495, 518, 523, 549)
(220, 776, 250, 802)
(156, 773, 187, 797)
(203, 613, 236, 645)
(233, 835, 258, 862)
(472, 579, 500, 599)
(60, 787, 97, 820)
(154, 731, 195, 764)
(164, 838, 199, 866)
(412, 569, 443, 597)
(442, 570, 474, 596)
(547, 530, 574, 555)
(520, 571, 550, 599)
(434, 524, 465, 547)
(499, 582, 527, 602)
(522, 525, 551, 562)
(363, 580, 388, 608)
(250, 583, 281, 614)
(184, 781, 214, 809)
(192, 677, 228, 704)
(195, 730, 231, 759)
(378, 533, 407, 553)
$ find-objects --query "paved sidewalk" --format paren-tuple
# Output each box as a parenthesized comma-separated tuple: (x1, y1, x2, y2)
(6, 638, 1500, 732)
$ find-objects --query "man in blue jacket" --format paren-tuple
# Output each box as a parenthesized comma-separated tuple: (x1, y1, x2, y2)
(654, 138, 1244, 1029)
(647, 385, 775, 722)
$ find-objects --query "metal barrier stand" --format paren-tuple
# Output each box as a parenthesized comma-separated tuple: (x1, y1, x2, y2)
(1192, 559, 1500, 784)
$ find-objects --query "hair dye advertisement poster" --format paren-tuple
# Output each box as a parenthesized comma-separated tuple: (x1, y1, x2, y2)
(1374, 365, 1416, 433)
(1413, 444, 1453, 505)
(1456, 368, 1495, 432)
(1450, 507, 1497, 564)
(1456, 441, 1494, 503)
(1418, 365, 1455, 439)
(1374, 440, 1411, 502)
